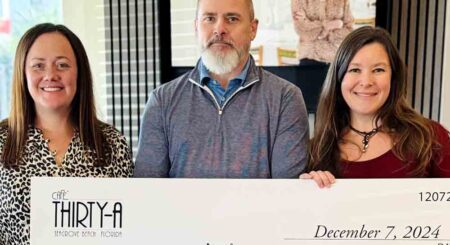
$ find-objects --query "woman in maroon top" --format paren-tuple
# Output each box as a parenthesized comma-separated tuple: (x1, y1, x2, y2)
(301, 26, 450, 187)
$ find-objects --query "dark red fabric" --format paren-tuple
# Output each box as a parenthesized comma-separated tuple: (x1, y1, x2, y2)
(340, 122, 450, 178)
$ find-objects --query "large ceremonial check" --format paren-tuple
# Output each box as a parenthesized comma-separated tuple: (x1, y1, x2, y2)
(31, 178, 450, 245)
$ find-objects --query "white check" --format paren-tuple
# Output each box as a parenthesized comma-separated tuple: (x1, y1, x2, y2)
(31, 178, 450, 245)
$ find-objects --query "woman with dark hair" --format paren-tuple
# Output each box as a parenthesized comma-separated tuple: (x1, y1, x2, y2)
(0, 23, 133, 244)
(301, 26, 450, 187)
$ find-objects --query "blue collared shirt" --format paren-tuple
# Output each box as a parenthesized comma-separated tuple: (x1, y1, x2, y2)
(199, 58, 251, 107)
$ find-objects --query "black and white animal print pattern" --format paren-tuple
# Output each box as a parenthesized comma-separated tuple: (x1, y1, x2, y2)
(0, 124, 133, 245)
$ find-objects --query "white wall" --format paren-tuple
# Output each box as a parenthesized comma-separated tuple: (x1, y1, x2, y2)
(440, 0, 450, 129)
(62, 0, 107, 120)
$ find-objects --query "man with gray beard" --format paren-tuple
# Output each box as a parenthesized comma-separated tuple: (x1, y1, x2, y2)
(134, 0, 309, 178)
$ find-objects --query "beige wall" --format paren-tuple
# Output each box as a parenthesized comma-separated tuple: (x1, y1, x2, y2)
(62, 0, 107, 120)
(441, 0, 450, 129)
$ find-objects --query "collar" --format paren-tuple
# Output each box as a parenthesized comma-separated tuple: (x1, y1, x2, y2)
(199, 57, 251, 86)
(189, 56, 260, 88)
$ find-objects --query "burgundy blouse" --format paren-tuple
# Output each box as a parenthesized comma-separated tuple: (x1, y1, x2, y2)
(340, 123, 450, 178)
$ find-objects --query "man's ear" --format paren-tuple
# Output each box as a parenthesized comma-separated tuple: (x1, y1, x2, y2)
(250, 18, 259, 40)
(194, 19, 199, 35)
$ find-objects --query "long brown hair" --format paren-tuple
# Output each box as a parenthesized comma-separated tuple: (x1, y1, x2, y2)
(308, 26, 439, 177)
(1, 23, 109, 168)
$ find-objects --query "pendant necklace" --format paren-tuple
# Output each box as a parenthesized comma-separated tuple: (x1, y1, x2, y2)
(349, 125, 380, 153)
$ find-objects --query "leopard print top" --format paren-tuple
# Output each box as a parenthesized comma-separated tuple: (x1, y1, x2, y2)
(0, 124, 133, 245)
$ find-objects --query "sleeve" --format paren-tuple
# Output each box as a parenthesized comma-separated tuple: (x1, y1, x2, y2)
(133, 91, 170, 177)
(327, 0, 353, 43)
(110, 131, 134, 177)
(271, 85, 309, 178)
(430, 123, 450, 177)
(0, 127, 6, 153)
(291, 0, 323, 35)
(342, 0, 354, 31)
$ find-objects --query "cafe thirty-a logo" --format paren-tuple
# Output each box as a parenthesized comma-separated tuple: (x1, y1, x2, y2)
(52, 190, 123, 229)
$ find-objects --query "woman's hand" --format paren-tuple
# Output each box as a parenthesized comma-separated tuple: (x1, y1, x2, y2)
(325, 19, 344, 31)
(293, 10, 306, 21)
(299, 171, 336, 188)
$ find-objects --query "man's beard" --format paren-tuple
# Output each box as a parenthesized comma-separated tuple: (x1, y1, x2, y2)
(200, 37, 244, 75)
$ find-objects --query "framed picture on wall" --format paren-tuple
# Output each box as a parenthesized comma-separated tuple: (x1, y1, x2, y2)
(158, 0, 391, 112)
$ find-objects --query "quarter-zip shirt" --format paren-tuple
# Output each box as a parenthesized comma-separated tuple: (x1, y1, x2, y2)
(200, 58, 250, 107)
(135, 57, 309, 178)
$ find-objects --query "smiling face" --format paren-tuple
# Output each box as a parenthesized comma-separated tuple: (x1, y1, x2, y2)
(341, 42, 392, 120)
(195, 0, 258, 75)
(25, 32, 78, 115)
